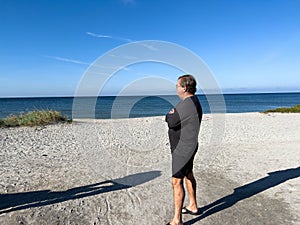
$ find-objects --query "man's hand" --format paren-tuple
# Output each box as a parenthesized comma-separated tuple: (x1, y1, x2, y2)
(169, 108, 175, 114)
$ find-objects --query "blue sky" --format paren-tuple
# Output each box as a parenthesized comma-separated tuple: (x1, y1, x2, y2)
(0, 0, 300, 97)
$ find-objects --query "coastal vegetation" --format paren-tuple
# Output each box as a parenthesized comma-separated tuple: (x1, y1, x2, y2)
(0, 110, 71, 127)
(263, 104, 300, 113)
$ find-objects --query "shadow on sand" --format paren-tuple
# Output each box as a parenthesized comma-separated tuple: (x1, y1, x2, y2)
(185, 167, 300, 225)
(0, 170, 161, 214)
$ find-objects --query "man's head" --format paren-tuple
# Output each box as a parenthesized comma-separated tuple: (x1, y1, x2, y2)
(176, 75, 197, 98)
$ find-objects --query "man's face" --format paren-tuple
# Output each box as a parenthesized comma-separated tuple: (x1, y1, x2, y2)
(176, 78, 185, 98)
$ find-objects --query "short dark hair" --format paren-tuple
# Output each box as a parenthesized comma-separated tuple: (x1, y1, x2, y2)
(178, 74, 197, 94)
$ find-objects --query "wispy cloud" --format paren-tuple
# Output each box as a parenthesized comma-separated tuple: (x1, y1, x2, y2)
(45, 55, 133, 72)
(45, 55, 90, 65)
(86, 32, 112, 39)
(86, 32, 158, 51)
(109, 54, 138, 60)
(86, 32, 132, 43)
(139, 43, 159, 51)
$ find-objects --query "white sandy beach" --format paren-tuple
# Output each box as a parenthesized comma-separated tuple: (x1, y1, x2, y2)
(0, 113, 299, 225)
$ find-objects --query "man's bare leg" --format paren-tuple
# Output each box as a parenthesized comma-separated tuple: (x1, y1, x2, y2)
(169, 177, 184, 225)
(184, 171, 198, 212)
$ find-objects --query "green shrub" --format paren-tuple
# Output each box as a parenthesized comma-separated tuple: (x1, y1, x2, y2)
(263, 104, 300, 113)
(0, 110, 71, 127)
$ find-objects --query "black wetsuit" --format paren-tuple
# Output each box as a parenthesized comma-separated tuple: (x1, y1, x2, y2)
(165, 95, 203, 178)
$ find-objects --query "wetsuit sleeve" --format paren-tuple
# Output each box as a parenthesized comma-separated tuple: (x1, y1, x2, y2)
(165, 108, 181, 129)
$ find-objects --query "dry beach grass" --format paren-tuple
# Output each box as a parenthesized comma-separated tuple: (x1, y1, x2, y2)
(0, 113, 299, 225)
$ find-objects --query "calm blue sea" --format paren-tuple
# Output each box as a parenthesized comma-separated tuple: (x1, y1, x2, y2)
(0, 93, 299, 119)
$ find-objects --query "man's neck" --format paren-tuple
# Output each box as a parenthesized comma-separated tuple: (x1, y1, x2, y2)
(180, 93, 194, 100)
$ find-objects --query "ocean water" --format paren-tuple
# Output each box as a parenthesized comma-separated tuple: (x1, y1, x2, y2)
(0, 93, 299, 119)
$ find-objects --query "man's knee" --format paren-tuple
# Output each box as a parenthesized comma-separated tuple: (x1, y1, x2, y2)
(172, 177, 183, 187)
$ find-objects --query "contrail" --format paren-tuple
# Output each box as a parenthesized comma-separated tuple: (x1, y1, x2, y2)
(44, 55, 90, 65)
(45, 55, 132, 71)
(86, 32, 158, 51)
(86, 32, 133, 43)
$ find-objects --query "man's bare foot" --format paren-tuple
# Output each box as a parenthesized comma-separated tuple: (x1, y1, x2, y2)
(182, 206, 199, 215)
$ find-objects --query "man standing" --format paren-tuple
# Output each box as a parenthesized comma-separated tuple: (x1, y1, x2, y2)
(165, 75, 203, 225)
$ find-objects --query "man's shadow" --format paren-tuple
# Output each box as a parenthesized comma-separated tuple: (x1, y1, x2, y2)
(0, 170, 161, 214)
(185, 167, 300, 225)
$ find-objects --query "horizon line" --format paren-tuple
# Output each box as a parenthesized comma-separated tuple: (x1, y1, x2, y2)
(1, 90, 300, 99)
